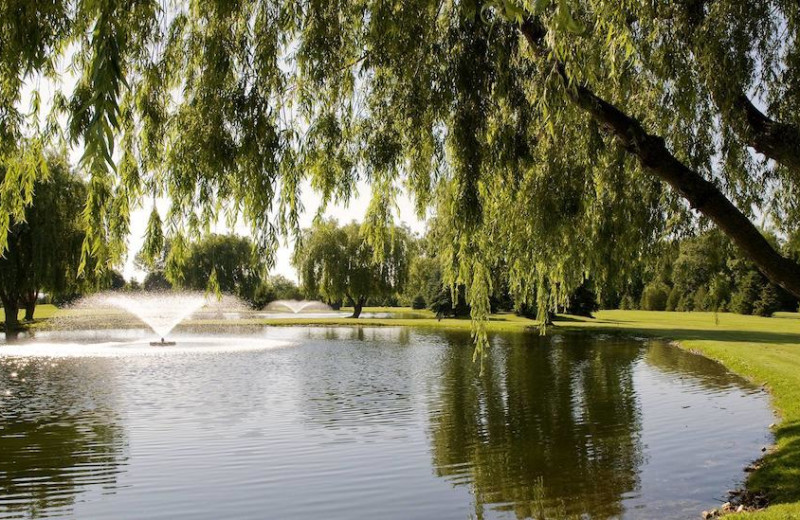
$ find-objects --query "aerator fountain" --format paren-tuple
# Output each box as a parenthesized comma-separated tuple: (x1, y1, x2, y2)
(100, 292, 208, 346)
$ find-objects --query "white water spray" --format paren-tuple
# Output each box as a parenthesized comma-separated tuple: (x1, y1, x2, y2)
(98, 292, 208, 339)
(264, 300, 332, 314)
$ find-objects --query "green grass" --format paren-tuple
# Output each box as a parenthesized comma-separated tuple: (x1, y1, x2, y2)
(0, 303, 59, 324)
(10, 305, 800, 517)
(188, 308, 541, 333)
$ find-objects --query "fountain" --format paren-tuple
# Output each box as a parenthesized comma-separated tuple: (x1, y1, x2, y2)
(0, 291, 295, 357)
(264, 300, 332, 314)
(98, 292, 208, 344)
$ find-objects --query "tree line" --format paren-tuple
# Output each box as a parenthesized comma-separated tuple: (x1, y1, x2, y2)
(609, 230, 799, 316)
(4, 158, 796, 337)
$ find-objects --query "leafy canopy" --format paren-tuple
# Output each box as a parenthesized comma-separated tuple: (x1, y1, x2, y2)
(0, 151, 88, 326)
(167, 233, 265, 303)
(2, 0, 800, 350)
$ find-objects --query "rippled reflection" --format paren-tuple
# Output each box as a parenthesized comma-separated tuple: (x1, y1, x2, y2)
(429, 332, 643, 518)
(0, 329, 771, 520)
(0, 359, 126, 519)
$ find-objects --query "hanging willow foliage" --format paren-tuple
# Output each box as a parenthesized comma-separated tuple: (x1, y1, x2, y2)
(2, 0, 800, 357)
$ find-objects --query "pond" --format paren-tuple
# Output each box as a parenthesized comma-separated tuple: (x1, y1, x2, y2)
(0, 328, 772, 519)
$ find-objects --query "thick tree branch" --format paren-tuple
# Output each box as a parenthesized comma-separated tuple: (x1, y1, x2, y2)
(519, 19, 800, 299)
(676, 0, 800, 174)
(728, 94, 800, 173)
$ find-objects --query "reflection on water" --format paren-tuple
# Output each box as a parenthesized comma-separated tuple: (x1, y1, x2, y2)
(430, 332, 642, 518)
(0, 328, 772, 519)
(0, 359, 126, 519)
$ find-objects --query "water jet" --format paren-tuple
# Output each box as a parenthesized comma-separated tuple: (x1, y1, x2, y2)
(264, 299, 332, 314)
(94, 291, 208, 344)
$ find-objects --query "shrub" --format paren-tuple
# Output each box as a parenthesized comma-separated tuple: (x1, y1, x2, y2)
(665, 286, 680, 311)
(640, 283, 669, 311)
(753, 284, 780, 317)
(411, 294, 426, 310)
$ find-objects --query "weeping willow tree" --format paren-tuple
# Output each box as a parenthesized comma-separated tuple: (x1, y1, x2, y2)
(2, 0, 800, 352)
(293, 219, 412, 317)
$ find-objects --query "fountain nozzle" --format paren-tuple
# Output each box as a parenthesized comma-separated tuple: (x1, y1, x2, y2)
(150, 337, 177, 346)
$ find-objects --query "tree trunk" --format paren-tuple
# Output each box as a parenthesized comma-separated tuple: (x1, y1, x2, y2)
(726, 94, 800, 176)
(2, 295, 21, 338)
(350, 296, 366, 318)
(22, 291, 38, 321)
(519, 19, 800, 299)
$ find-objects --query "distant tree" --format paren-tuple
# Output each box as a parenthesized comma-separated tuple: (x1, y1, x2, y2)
(251, 275, 302, 309)
(430, 285, 470, 319)
(293, 220, 411, 318)
(693, 287, 710, 312)
(707, 275, 733, 313)
(565, 281, 599, 317)
(665, 287, 680, 312)
(169, 234, 264, 304)
(0, 152, 87, 334)
(143, 271, 172, 291)
(730, 271, 763, 315)
(754, 284, 781, 317)
(403, 256, 444, 309)
(135, 237, 172, 291)
(107, 270, 126, 291)
(640, 283, 669, 311)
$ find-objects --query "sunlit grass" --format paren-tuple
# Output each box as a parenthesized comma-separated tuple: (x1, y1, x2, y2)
(0, 303, 59, 323)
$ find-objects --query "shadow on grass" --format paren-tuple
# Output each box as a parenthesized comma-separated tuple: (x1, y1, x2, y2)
(555, 323, 800, 346)
(750, 420, 800, 505)
(551, 315, 590, 323)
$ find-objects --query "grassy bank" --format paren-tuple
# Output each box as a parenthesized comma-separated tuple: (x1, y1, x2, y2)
(10, 305, 800, 517)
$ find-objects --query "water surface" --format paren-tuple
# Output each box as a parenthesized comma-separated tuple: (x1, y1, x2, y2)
(0, 328, 772, 519)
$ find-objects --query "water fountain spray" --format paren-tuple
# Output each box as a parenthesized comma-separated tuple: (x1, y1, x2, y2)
(99, 292, 208, 345)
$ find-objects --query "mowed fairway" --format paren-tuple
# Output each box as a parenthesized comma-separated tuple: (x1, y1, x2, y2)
(0, 303, 59, 325)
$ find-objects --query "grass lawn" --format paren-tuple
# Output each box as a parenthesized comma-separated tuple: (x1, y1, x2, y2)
(188, 307, 541, 332)
(0, 303, 59, 325)
(9, 305, 800, 517)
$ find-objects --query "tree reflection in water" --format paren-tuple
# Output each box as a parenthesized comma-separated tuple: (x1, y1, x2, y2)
(428, 331, 644, 519)
(0, 358, 126, 519)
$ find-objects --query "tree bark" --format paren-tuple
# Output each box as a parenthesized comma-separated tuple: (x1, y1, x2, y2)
(1, 294, 21, 337)
(350, 296, 366, 318)
(727, 94, 800, 175)
(22, 291, 38, 321)
(519, 19, 800, 299)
